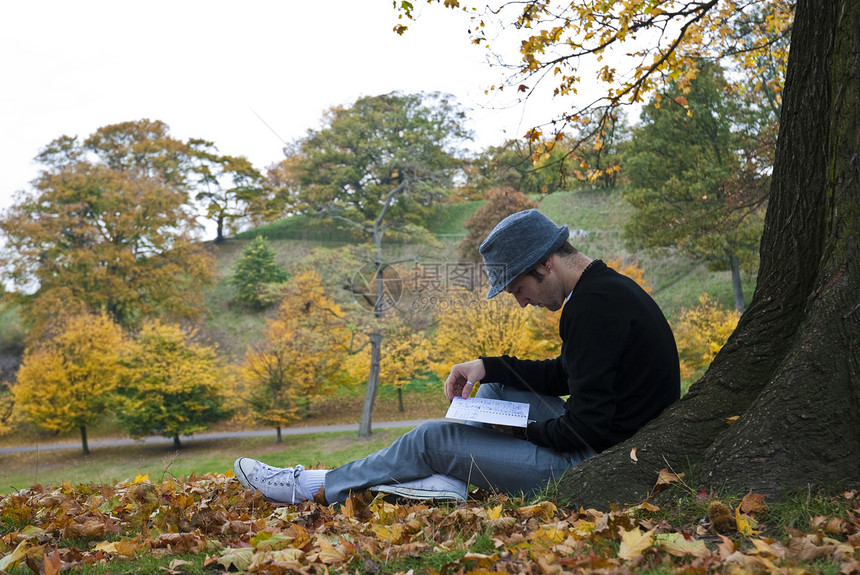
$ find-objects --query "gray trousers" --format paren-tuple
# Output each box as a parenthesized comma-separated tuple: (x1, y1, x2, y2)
(324, 382, 595, 504)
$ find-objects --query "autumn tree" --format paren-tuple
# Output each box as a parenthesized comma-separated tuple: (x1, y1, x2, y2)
(404, 0, 860, 505)
(459, 187, 537, 262)
(12, 311, 130, 455)
(242, 270, 352, 442)
(228, 236, 289, 310)
(432, 289, 557, 379)
(189, 142, 271, 243)
(623, 62, 767, 311)
(672, 294, 740, 389)
(277, 91, 471, 436)
(116, 320, 230, 449)
(347, 317, 433, 412)
(0, 120, 215, 333)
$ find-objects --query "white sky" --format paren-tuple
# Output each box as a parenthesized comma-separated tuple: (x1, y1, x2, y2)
(1, 0, 575, 234)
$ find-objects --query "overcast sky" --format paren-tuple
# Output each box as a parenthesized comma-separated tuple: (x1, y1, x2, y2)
(1, 0, 574, 233)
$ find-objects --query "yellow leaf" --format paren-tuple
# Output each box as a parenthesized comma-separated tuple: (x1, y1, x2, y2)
(487, 503, 503, 520)
(618, 527, 654, 560)
(518, 501, 557, 520)
(371, 523, 403, 543)
(134, 473, 150, 483)
(735, 504, 759, 535)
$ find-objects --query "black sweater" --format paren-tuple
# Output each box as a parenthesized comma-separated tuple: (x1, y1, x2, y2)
(482, 260, 680, 453)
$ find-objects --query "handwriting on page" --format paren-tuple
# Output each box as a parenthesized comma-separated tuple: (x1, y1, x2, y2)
(445, 397, 529, 428)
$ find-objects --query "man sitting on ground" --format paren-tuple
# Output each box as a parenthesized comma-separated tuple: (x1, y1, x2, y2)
(234, 209, 681, 504)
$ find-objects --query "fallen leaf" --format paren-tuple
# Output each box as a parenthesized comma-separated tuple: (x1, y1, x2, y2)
(518, 501, 557, 520)
(216, 547, 254, 572)
(735, 504, 759, 536)
(43, 548, 62, 575)
(630, 447, 638, 462)
(741, 492, 769, 514)
(656, 468, 683, 485)
(316, 536, 347, 564)
(655, 532, 709, 558)
(618, 527, 654, 560)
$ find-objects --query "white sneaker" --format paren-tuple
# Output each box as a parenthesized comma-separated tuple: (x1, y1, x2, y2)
(370, 473, 467, 501)
(233, 458, 314, 504)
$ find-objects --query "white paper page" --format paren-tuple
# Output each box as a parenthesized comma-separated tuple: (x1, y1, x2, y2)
(445, 396, 530, 428)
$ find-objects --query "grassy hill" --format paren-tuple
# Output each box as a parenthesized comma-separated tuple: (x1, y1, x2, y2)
(205, 190, 756, 360)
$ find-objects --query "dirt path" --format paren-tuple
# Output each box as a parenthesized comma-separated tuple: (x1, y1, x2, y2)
(0, 419, 431, 454)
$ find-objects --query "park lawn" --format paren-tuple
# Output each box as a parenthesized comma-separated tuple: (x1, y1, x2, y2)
(0, 427, 414, 495)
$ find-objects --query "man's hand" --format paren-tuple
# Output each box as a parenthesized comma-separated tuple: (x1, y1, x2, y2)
(444, 359, 486, 401)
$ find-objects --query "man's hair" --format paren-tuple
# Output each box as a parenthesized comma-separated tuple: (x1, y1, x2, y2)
(525, 241, 578, 282)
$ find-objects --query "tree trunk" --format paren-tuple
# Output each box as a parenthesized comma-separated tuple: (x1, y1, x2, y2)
(276, 426, 283, 444)
(173, 435, 182, 449)
(216, 215, 225, 243)
(80, 425, 89, 456)
(359, 250, 387, 437)
(397, 387, 404, 412)
(358, 331, 383, 437)
(556, 0, 860, 509)
(729, 254, 744, 312)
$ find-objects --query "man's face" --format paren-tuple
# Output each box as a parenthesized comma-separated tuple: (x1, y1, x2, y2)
(504, 266, 565, 311)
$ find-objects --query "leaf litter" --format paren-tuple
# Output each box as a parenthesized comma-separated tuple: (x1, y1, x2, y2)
(0, 471, 857, 574)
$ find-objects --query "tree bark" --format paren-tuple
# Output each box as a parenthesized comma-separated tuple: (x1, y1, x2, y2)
(358, 331, 382, 437)
(730, 254, 744, 312)
(556, 0, 860, 508)
(173, 435, 182, 449)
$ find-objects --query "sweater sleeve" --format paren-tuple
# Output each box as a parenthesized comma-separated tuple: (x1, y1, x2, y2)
(481, 355, 570, 397)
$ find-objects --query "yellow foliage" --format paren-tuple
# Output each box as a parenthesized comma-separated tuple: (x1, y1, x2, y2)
(605, 257, 652, 294)
(673, 294, 740, 383)
(13, 311, 131, 434)
(117, 319, 230, 439)
(346, 317, 433, 390)
(431, 289, 557, 379)
(242, 270, 353, 428)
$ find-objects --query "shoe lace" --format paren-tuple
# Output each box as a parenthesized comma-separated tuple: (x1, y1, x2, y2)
(257, 464, 306, 501)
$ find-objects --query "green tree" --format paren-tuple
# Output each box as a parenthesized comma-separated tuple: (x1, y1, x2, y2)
(623, 62, 766, 311)
(404, 0, 858, 505)
(12, 311, 130, 455)
(229, 236, 289, 310)
(189, 142, 271, 243)
(0, 119, 215, 333)
(116, 320, 229, 449)
(276, 91, 471, 436)
(469, 140, 569, 195)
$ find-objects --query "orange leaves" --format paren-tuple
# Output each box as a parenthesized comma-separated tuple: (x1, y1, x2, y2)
(2, 474, 858, 574)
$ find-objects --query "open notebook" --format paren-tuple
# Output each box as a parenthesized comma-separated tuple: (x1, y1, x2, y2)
(445, 396, 529, 428)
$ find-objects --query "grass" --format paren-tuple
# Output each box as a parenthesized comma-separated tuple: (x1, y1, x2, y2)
(425, 200, 483, 235)
(0, 427, 414, 495)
